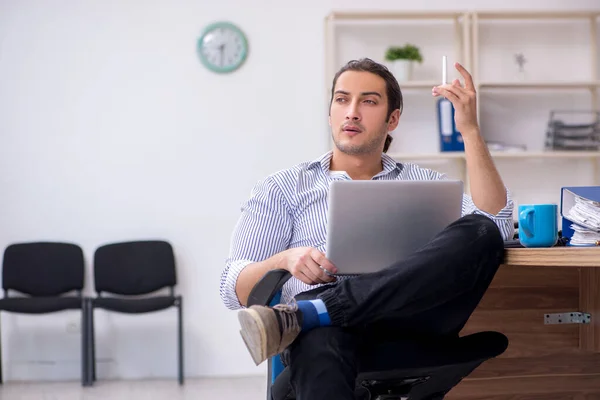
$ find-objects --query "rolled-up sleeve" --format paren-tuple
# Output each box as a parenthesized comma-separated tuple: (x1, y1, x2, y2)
(461, 190, 515, 241)
(220, 176, 293, 310)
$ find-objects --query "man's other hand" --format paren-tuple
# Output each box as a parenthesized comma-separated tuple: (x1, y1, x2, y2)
(281, 247, 338, 285)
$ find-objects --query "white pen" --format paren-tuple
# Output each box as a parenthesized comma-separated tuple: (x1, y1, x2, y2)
(442, 55, 447, 85)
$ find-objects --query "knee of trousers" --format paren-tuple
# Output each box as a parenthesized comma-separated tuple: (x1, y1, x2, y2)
(457, 214, 504, 266)
(459, 214, 504, 252)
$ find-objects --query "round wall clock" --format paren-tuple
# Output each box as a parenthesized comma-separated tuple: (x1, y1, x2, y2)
(197, 21, 248, 73)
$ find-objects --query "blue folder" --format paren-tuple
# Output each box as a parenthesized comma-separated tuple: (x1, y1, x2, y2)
(560, 186, 600, 246)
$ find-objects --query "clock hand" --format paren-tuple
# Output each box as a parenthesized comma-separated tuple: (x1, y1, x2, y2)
(219, 44, 225, 67)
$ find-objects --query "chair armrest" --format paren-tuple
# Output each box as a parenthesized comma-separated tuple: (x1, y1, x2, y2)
(247, 269, 292, 307)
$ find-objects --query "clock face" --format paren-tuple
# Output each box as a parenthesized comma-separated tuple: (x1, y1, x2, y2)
(197, 22, 248, 73)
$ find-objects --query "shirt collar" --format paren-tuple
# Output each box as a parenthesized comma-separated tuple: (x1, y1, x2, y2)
(380, 152, 402, 176)
(308, 150, 402, 177)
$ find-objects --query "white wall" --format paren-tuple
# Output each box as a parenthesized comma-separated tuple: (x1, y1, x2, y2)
(0, 0, 599, 382)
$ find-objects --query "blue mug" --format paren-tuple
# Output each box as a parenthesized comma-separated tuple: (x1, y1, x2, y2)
(518, 204, 558, 248)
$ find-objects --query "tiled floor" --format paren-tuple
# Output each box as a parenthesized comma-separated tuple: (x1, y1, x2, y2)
(0, 376, 267, 400)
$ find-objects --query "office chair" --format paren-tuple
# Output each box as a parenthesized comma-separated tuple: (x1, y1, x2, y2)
(0, 242, 87, 386)
(247, 269, 509, 400)
(86, 240, 183, 386)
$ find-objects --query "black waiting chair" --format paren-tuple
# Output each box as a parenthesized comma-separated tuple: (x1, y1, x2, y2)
(0, 242, 87, 385)
(247, 270, 509, 400)
(85, 240, 183, 386)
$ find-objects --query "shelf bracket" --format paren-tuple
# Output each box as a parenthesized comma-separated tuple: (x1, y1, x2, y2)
(545, 312, 591, 325)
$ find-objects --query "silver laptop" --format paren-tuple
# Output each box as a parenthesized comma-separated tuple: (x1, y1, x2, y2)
(325, 180, 464, 275)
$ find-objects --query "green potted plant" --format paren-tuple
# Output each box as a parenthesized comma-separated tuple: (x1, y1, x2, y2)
(385, 44, 423, 81)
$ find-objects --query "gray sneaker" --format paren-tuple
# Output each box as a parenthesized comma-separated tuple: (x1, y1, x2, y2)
(238, 302, 302, 365)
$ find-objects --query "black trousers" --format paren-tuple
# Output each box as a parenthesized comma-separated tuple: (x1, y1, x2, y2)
(283, 214, 505, 400)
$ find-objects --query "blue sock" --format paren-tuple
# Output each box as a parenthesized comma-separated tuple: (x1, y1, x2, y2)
(296, 299, 331, 331)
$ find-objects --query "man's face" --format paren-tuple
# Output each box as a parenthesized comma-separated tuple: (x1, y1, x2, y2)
(329, 71, 399, 156)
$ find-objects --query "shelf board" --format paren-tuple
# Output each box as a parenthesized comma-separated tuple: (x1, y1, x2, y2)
(399, 81, 439, 89)
(388, 152, 464, 161)
(474, 11, 600, 20)
(478, 81, 600, 90)
(389, 151, 600, 160)
(326, 10, 599, 22)
(491, 151, 600, 159)
(328, 11, 465, 21)
(389, 152, 464, 160)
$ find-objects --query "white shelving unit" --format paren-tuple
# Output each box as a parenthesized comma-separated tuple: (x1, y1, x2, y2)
(324, 10, 600, 215)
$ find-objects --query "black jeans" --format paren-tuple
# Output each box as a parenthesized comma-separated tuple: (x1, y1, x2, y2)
(283, 214, 505, 400)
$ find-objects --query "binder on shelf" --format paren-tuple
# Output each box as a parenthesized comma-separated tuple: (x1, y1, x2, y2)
(436, 98, 464, 152)
(560, 186, 600, 246)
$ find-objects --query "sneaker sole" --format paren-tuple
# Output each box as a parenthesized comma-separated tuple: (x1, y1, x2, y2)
(238, 308, 267, 366)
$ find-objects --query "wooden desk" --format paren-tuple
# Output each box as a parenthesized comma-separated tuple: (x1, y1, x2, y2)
(449, 247, 600, 400)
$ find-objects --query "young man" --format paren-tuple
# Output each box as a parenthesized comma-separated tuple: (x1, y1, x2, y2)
(220, 58, 513, 399)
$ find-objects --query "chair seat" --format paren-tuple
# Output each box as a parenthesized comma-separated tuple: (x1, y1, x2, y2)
(92, 296, 177, 313)
(0, 296, 82, 314)
(358, 331, 508, 378)
(272, 331, 508, 400)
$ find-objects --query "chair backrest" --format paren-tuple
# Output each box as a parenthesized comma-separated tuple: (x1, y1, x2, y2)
(93, 240, 176, 295)
(2, 242, 84, 296)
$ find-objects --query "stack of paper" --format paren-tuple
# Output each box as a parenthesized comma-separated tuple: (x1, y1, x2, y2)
(545, 110, 600, 151)
(565, 196, 600, 246)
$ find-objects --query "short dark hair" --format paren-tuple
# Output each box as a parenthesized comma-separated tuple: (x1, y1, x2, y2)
(329, 58, 403, 153)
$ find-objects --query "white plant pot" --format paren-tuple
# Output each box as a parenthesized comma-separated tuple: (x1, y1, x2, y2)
(390, 59, 413, 82)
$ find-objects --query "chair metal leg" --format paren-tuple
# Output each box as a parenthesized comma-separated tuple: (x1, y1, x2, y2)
(81, 299, 90, 386)
(85, 299, 96, 385)
(86, 299, 93, 386)
(266, 358, 272, 400)
(90, 302, 96, 382)
(177, 296, 184, 385)
(0, 312, 3, 384)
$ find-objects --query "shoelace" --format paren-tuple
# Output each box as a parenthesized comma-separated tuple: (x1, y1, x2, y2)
(277, 297, 298, 311)
(273, 300, 300, 340)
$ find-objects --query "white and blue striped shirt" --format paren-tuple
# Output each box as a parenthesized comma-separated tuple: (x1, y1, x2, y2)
(221, 151, 514, 310)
